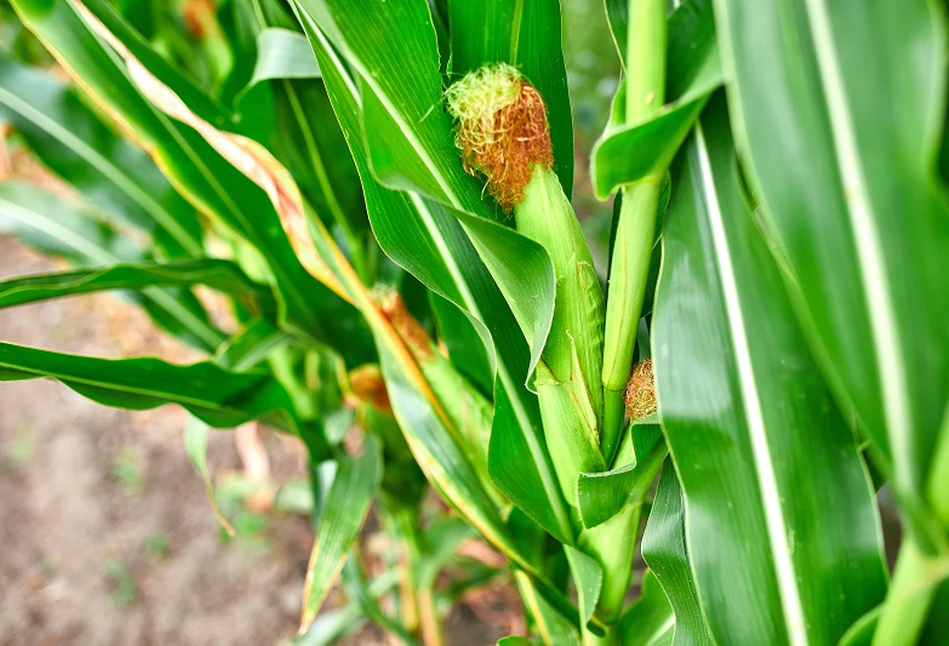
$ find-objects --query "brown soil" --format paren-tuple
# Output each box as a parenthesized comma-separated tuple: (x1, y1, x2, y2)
(0, 236, 515, 645)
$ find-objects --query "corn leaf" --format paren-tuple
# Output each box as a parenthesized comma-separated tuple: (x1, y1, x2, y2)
(295, 571, 398, 646)
(564, 546, 603, 627)
(294, 5, 573, 545)
(377, 337, 586, 632)
(652, 96, 887, 643)
(497, 638, 539, 646)
(238, 16, 370, 265)
(214, 318, 295, 372)
(10, 0, 369, 357)
(514, 570, 581, 646)
(618, 570, 675, 646)
(246, 27, 320, 88)
(711, 0, 949, 534)
(0, 55, 204, 257)
(0, 181, 225, 351)
(0, 258, 274, 317)
(184, 415, 235, 537)
(591, 0, 721, 198)
(300, 434, 382, 630)
(0, 340, 324, 453)
(576, 425, 666, 529)
(641, 464, 712, 646)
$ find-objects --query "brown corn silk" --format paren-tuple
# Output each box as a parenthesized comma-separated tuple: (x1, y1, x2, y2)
(446, 64, 553, 210)
(624, 358, 657, 421)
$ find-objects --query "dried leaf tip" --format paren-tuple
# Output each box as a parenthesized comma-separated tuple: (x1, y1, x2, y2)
(373, 286, 434, 360)
(349, 364, 391, 412)
(445, 63, 553, 210)
(624, 358, 657, 421)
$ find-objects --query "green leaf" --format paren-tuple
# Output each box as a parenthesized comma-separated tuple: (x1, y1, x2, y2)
(652, 97, 887, 643)
(11, 0, 368, 356)
(238, 13, 370, 271)
(0, 55, 204, 257)
(184, 415, 235, 537)
(294, 571, 397, 646)
(606, 0, 719, 98)
(514, 570, 580, 646)
(576, 425, 666, 529)
(214, 318, 295, 372)
(641, 464, 712, 646)
(0, 181, 225, 351)
(299, 434, 382, 630)
(838, 606, 880, 646)
(0, 258, 273, 317)
(603, 0, 628, 65)
(245, 27, 320, 90)
(488, 384, 570, 544)
(295, 0, 560, 380)
(497, 637, 539, 646)
(591, 0, 721, 198)
(376, 336, 584, 632)
(447, 0, 574, 196)
(618, 570, 675, 646)
(428, 291, 493, 393)
(0, 181, 135, 263)
(375, 338, 509, 557)
(564, 546, 603, 627)
(295, 6, 572, 544)
(711, 0, 949, 532)
(0, 340, 323, 452)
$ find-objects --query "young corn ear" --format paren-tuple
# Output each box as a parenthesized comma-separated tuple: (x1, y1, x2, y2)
(447, 65, 606, 506)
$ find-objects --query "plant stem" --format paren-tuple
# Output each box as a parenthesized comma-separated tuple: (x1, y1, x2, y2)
(926, 405, 949, 526)
(624, 0, 667, 127)
(871, 538, 949, 646)
(601, 0, 667, 461)
(417, 586, 443, 646)
(583, 623, 619, 646)
(581, 504, 642, 622)
(388, 502, 445, 646)
(872, 407, 949, 643)
(601, 181, 661, 460)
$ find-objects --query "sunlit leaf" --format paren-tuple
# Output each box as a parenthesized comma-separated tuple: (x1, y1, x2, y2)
(652, 96, 887, 643)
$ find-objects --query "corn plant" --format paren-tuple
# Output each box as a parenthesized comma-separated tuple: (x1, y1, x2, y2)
(1, 0, 948, 644)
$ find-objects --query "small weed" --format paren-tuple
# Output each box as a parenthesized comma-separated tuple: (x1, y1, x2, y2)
(145, 531, 170, 560)
(111, 447, 143, 496)
(102, 558, 137, 607)
(220, 510, 270, 553)
(2, 423, 37, 470)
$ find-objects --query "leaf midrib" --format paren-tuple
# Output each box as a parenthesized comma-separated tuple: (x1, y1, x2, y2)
(694, 124, 807, 645)
(799, 0, 910, 488)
